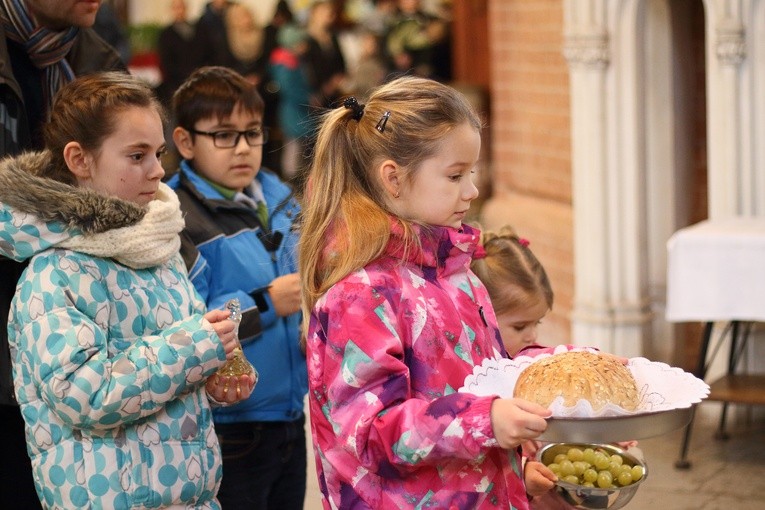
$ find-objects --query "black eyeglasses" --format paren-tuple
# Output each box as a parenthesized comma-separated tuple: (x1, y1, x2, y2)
(188, 127, 270, 148)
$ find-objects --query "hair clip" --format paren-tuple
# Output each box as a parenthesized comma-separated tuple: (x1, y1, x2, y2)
(376, 111, 391, 133)
(518, 238, 530, 247)
(343, 96, 365, 121)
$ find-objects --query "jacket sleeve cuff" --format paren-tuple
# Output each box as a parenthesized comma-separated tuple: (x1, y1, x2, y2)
(249, 288, 276, 331)
(249, 286, 270, 313)
(238, 306, 262, 340)
(205, 388, 233, 408)
(462, 395, 500, 448)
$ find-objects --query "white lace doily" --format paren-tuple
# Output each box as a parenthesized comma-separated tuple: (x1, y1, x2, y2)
(459, 346, 710, 418)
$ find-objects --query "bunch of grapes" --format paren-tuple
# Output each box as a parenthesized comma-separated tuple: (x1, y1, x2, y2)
(542, 446, 644, 489)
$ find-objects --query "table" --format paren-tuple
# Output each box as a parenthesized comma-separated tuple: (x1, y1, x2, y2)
(666, 217, 765, 468)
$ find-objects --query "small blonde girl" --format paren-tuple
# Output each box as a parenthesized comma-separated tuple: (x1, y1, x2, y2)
(471, 225, 553, 357)
(472, 226, 637, 509)
(473, 226, 571, 508)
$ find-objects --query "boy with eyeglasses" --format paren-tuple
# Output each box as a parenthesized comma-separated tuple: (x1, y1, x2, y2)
(167, 66, 308, 510)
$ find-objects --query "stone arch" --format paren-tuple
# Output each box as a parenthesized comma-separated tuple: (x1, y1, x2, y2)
(564, 0, 763, 361)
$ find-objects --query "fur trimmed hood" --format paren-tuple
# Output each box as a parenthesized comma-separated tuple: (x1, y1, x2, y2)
(0, 151, 185, 268)
(0, 150, 145, 234)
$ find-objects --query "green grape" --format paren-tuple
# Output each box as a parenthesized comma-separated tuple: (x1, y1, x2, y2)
(572, 461, 588, 476)
(567, 447, 584, 462)
(582, 448, 596, 465)
(564, 475, 579, 485)
(559, 459, 575, 477)
(593, 452, 610, 470)
(596, 470, 613, 489)
(583, 468, 598, 484)
(617, 471, 633, 486)
(608, 461, 622, 478)
(542, 446, 644, 490)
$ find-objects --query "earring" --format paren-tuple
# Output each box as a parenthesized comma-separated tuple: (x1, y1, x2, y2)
(393, 191, 400, 199)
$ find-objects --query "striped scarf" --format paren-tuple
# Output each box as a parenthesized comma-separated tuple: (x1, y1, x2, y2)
(0, 0, 77, 109)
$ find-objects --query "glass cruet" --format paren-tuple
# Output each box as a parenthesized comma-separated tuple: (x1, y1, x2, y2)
(216, 298, 258, 381)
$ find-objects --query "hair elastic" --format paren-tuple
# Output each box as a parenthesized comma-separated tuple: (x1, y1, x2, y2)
(518, 238, 530, 247)
(376, 111, 391, 133)
(343, 96, 365, 121)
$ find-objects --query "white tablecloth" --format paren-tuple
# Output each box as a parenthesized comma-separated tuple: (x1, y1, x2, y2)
(666, 217, 765, 322)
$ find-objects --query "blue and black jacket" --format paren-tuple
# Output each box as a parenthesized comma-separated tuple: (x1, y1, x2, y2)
(167, 162, 307, 423)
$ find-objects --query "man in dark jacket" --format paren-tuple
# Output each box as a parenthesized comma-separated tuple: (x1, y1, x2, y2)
(156, 0, 200, 107)
(0, 1, 124, 507)
(194, 0, 236, 68)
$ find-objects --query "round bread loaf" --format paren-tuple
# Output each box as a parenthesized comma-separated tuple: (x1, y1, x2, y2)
(513, 351, 639, 411)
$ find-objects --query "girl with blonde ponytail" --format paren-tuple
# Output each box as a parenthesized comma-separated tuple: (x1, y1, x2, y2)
(299, 76, 552, 510)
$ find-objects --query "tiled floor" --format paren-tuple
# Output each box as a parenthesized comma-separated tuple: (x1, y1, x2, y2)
(626, 404, 765, 510)
(302, 402, 765, 509)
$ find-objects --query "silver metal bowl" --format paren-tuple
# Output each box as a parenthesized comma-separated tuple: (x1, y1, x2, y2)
(536, 443, 648, 510)
(538, 407, 693, 443)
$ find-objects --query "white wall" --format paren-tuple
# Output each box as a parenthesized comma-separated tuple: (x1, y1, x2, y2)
(128, 0, 449, 27)
(128, 0, 280, 26)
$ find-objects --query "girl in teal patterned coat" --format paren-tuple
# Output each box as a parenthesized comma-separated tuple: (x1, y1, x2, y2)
(0, 72, 256, 509)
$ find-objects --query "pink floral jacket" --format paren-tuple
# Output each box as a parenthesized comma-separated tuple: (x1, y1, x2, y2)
(306, 222, 530, 509)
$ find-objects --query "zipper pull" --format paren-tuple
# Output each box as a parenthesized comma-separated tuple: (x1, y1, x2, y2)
(479, 305, 488, 327)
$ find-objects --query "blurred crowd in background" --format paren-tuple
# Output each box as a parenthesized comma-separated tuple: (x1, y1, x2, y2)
(95, 0, 455, 181)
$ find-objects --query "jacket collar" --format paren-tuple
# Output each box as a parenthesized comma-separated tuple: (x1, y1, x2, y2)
(176, 160, 295, 214)
(384, 220, 482, 275)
